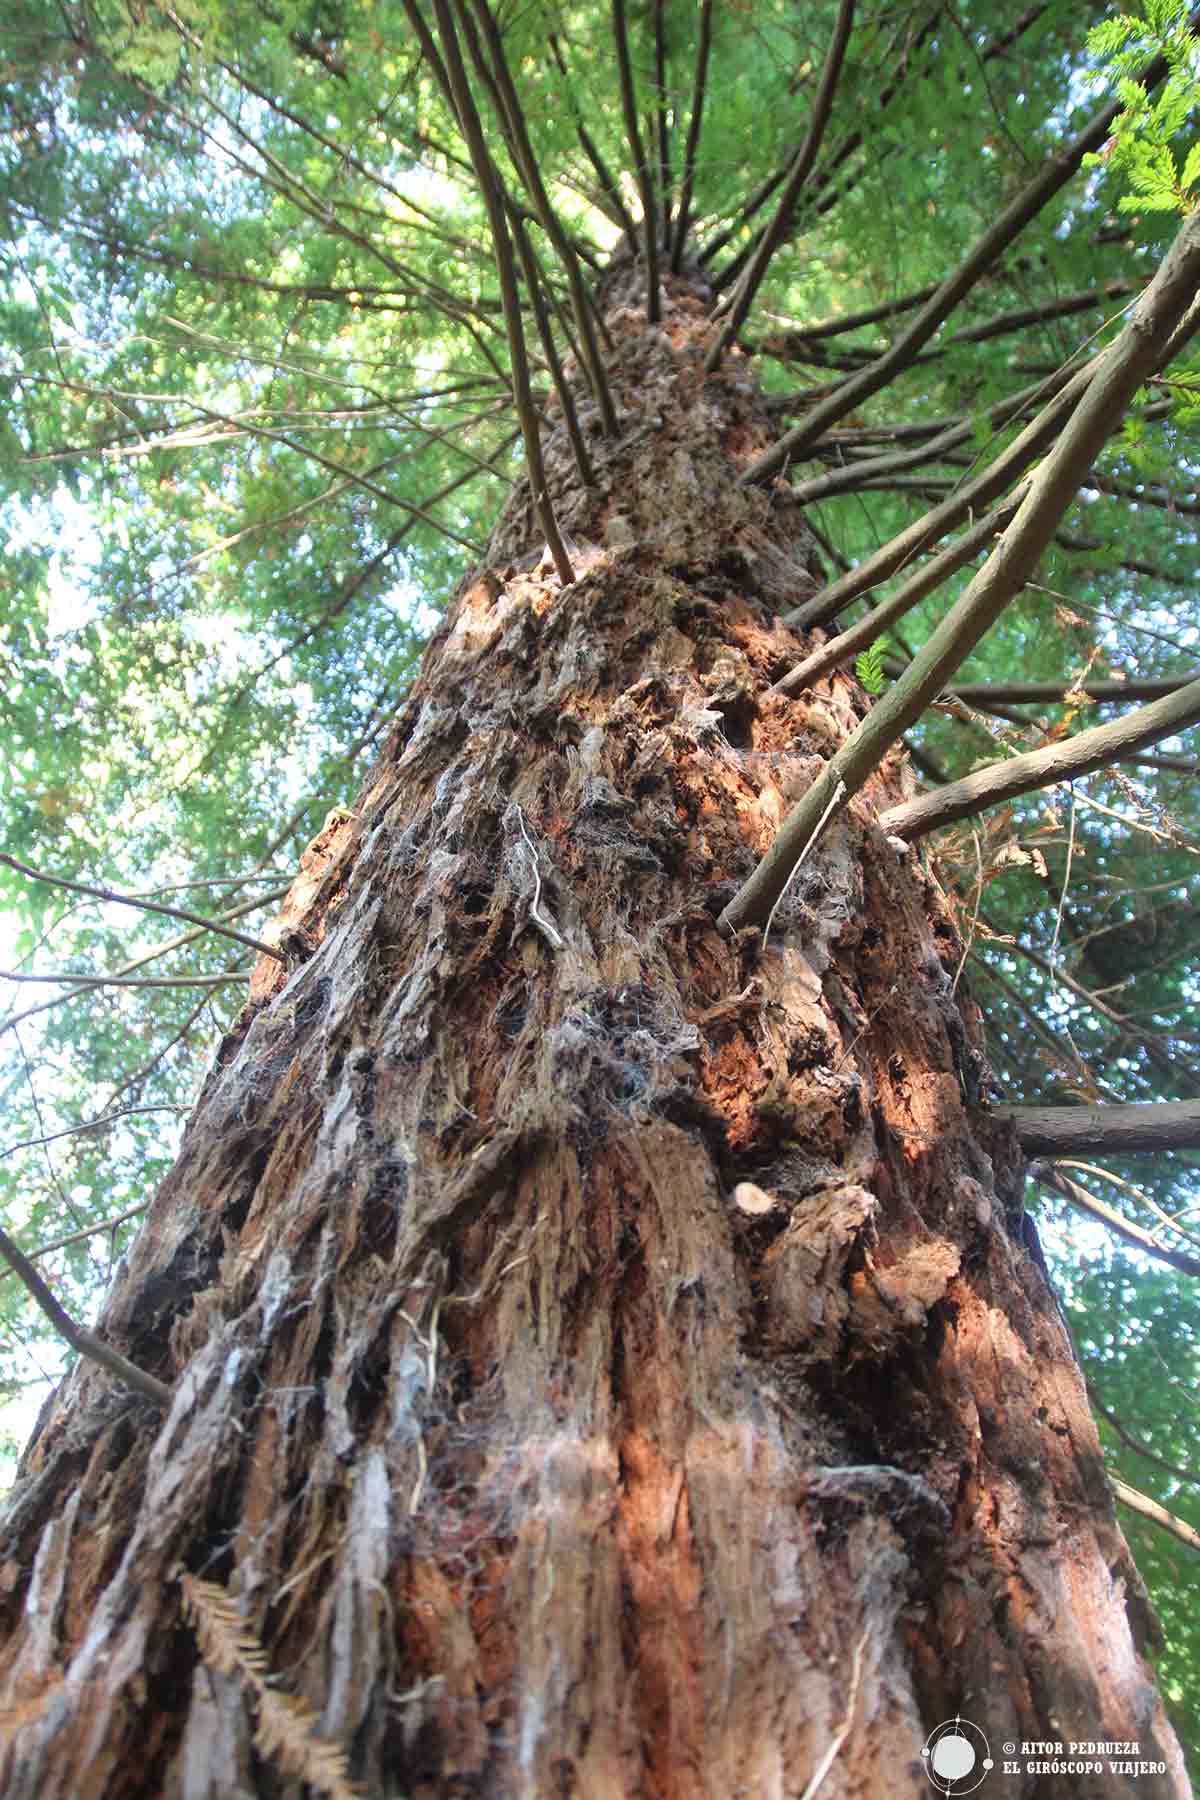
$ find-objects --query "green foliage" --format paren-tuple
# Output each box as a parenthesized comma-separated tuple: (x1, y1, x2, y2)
(855, 635, 887, 695)
(1084, 0, 1200, 213)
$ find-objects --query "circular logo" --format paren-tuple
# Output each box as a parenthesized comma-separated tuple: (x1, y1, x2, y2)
(922, 1717, 993, 1792)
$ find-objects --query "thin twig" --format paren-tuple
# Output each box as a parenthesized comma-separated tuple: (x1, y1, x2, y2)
(1059, 1160, 1200, 1255)
(0, 852, 284, 962)
(2, 1105, 186, 1161)
(1, 969, 245, 988)
(1087, 1385, 1200, 1485)
(0, 1202, 151, 1274)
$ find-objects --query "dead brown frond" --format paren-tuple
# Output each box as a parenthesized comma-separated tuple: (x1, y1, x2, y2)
(181, 1574, 365, 1800)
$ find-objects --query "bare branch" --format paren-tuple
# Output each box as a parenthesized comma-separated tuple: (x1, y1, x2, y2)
(0, 1202, 151, 1273)
(1112, 1480, 1200, 1553)
(35, 364, 496, 553)
(653, 0, 672, 244)
(1087, 471, 1200, 515)
(704, 0, 855, 371)
(509, 216, 597, 485)
(183, 401, 489, 553)
(785, 357, 1094, 630)
(1057, 531, 1190, 589)
(1029, 1162, 1200, 1279)
(1, 970, 246, 989)
(742, 31, 1188, 485)
(879, 678, 1200, 843)
(612, 0, 661, 321)
(719, 212, 1200, 936)
(669, 0, 712, 271)
(775, 496, 1026, 697)
(1005, 1100, 1200, 1155)
(785, 366, 1066, 510)
(977, 912, 1199, 1101)
(952, 282, 1141, 347)
(1089, 1385, 1200, 1486)
(548, 33, 640, 246)
(943, 677, 1196, 706)
(761, 284, 1144, 378)
(760, 284, 938, 347)
(461, 0, 618, 435)
(0, 852, 284, 963)
(2, 1107, 185, 1164)
(975, 959, 1119, 1102)
(0, 1223, 171, 1407)
(415, 0, 574, 584)
(699, 6, 942, 271)
(211, 437, 521, 725)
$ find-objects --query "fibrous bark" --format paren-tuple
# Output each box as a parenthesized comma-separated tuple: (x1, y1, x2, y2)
(0, 268, 1186, 1798)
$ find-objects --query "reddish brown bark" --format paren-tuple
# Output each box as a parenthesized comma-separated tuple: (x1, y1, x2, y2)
(0, 268, 1186, 1797)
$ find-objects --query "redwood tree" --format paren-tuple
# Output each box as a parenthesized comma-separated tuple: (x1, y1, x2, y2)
(1, 1, 1199, 1793)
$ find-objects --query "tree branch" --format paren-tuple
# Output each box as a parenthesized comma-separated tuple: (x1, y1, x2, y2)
(978, 912, 1199, 1102)
(3, 1108, 185, 1165)
(759, 284, 939, 347)
(418, 0, 574, 583)
(461, 0, 618, 435)
(704, 0, 855, 370)
(1111, 1479, 1200, 1553)
(1, 970, 246, 989)
(653, 0, 672, 246)
(775, 495, 1026, 697)
(879, 677, 1200, 843)
(1030, 1162, 1200, 1278)
(784, 356, 1093, 630)
(1005, 1101, 1200, 1155)
(741, 31, 1187, 485)
(784, 366, 1065, 511)
(942, 676, 1196, 706)
(719, 214, 1200, 936)
(951, 281, 1140, 347)
(0, 1223, 171, 1407)
(1088, 1385, 1200, 1487)
(612, 0, 661, 321)
(0, 853, 284, 962)
(508, 215, 597, 486)
(701, 4, 943, 271)
(548, 33, 640, 247)
(974, 960, 1117, 1101)
(0, 1202, 151, 1273)
(669, 0, 712, 271)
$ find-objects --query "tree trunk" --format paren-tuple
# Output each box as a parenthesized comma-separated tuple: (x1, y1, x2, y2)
(0, 266, 1187, 1798)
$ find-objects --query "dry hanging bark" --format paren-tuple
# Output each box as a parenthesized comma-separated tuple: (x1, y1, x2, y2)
(0, 269, 1188, 1798)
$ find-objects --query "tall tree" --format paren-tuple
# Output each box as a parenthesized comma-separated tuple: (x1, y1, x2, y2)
(1, 0, 1199, 1790)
